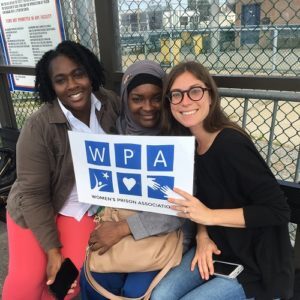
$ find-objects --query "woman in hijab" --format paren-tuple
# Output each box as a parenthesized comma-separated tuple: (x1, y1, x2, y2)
(79, 60, 184, 299)
(116, 60, 164, 135)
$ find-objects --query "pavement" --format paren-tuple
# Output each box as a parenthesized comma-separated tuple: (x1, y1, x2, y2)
(0, 219, 8, 299)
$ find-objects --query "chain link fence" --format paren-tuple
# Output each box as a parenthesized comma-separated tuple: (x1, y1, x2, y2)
(118, 0, 300, 75)
(221, 90, 300, 182)
(2, 0, 299, 179)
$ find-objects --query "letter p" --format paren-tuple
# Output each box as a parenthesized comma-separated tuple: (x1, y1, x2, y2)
(124, 149, 134, 165)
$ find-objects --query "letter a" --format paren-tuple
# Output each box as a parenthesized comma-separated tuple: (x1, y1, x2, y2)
(153, 150, 167, 167)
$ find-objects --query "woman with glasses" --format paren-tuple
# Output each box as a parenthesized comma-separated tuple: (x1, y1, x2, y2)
(151, 61, 294, 300)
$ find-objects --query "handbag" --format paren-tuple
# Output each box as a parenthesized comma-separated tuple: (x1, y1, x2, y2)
(84, 207, 183, 299)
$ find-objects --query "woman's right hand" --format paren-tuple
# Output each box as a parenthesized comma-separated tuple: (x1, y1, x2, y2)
(191, 235, 221, 280)
(89, 220, 131, 254)
(46, 247, 63, 286)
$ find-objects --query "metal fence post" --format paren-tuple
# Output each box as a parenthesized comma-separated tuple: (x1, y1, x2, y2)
(272, 28, 278, 72)
(94, 0, 122, 92)
(266, 100, 278, 166)
(0, 72, 17, 129)
(295, 148, 300, 183)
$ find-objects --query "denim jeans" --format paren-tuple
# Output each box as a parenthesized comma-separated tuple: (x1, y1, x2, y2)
(80, 269, 158, 300)
(151, 247, 247, 300)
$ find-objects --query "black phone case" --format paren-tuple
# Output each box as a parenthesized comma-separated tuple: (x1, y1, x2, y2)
(49, 258, 79, 300)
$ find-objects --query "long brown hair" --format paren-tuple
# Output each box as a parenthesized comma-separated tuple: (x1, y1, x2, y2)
(161, 61, 248, 137)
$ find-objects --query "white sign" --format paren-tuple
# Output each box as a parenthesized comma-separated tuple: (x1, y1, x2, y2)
(0, 0, 65, 90)
(69, 132, 195, 216)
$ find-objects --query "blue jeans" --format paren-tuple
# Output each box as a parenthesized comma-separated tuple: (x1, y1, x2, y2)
(151, 247, 247, 300)
(80, 269, 158, 300)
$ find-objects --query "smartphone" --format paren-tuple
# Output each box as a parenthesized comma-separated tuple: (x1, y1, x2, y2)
(48, 258, 79, 300)
(213, 260, 244, 279)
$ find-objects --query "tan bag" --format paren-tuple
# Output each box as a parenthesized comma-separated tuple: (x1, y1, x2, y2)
(84, 207, 183, 299)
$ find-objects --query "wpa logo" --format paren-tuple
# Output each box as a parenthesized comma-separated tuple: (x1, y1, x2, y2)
(85, 140, 175, 200)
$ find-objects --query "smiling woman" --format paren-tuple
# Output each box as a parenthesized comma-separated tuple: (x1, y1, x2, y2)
(116, 60, 165, 135)
(3, 41, 120, 300)
(151, 61, 294, 300)
(127, 82, 161, 129)
(49, 56, 93, 125)
(79, 60, 185, 300)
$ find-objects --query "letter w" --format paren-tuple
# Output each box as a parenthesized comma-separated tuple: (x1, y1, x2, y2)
(89, 146, 105, 162)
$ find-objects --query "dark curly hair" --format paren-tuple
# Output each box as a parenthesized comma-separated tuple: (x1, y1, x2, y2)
(35, 40, 105, 102)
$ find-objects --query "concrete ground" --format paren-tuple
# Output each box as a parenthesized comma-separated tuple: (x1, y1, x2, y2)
(0, 220, 8, 299)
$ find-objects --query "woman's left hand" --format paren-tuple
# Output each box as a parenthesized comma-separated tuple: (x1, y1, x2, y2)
(169, 187, 213, 225)
(46, 248, 63, 286)
(192, 235, 221, 280)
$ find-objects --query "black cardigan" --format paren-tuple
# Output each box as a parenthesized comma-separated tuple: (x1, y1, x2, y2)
(195, 128, 294, 300)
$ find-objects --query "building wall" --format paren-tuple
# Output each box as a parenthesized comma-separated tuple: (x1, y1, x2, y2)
(234, 0, 300, 48)
(235, 0, 300, 26)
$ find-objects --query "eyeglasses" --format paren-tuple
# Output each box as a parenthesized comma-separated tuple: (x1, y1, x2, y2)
(167, 86, 211, 105)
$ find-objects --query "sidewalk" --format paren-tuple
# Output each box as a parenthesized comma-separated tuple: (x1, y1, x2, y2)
(0, 220, 8, 298)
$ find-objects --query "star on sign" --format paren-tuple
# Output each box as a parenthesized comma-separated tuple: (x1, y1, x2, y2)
(102, 172, 109, 179)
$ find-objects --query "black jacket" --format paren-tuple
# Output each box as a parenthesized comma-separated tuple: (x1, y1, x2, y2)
(195, 128, 294, 300)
